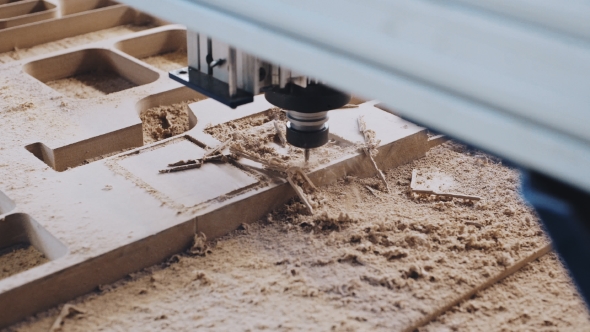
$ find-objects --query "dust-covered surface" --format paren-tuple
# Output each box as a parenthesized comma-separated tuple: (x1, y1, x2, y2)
(0, 24, 157, 64)
(141, 48, 187, 72)
(140, 100, 199, 144)
(0, 245, 48, 280)
(46, 71, 137, 99)
(422, 253, 590, 331)
(6, 142, 589, 331)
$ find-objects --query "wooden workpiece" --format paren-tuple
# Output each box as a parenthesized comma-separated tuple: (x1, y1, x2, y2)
(2, 3, 586, 331)
(0, 5, 429, 325)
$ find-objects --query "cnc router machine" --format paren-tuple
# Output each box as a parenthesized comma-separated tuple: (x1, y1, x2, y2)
(117, 0, 590, 306)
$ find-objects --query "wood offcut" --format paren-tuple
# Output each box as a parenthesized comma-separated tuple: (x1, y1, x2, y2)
(409, 169, 481, 201)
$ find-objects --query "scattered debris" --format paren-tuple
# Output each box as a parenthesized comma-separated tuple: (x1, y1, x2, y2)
(159, 139, 231, 174)
(49, 304, 85, 332)
(358, 116, 390, 193)
(231, 142, 317, 214)
(409, 169, 481, 201)
(187, 232, 210, 256)
(101, 185, 112, 191)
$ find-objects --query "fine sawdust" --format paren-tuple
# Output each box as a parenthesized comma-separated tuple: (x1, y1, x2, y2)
(140, 100, 199, 144)
(0, 24, 157, 64)
(0, 245, 48, 280)
(46, 71, 136, 99)
(141, 48, 187, 72)
(8, 142, 590, 331)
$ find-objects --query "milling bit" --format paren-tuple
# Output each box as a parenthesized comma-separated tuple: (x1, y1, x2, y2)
(304, 148, 310, 163)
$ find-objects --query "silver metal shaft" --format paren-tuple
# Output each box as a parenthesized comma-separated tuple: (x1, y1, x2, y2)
(304, 148, 310, 163)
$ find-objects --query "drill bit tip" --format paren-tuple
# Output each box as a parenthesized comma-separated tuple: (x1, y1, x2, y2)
(304, 148, 310, 163)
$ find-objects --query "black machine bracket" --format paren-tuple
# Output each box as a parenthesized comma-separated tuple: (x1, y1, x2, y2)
(169, 67, 253, 109)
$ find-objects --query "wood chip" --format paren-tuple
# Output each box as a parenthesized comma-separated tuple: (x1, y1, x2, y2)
(365, 185, 379, 197)
(288, 167, 317, 191)
(409, 169, 481, 201)
(286, 172, 314, 215)
(168, 159, 199, 167)
(230, 145, 287, 173)
(274, 120, 286, 147)
(49, 304, 85, 332)
(204, 138, 232, 158)
(159, 162, 202, 173)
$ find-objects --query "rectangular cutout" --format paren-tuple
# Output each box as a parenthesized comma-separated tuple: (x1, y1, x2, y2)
(0, 0, 57, 29)
(0, 213, 68, 279)
(0, 244, 48, 280)
(115, 29, 187, 72)
(24, 48, 159, 99)
(0, 5, 160, 55)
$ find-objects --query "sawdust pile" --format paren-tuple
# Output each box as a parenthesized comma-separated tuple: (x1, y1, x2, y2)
(10, 142, 590, 331)
(424, 253, 590, 331)
(46, 71, 136, 99)
(141, 49, 188, 72)
(140, 100, 198, 144)
(0, 245, 48, 280)
(0, 24, 157, 64)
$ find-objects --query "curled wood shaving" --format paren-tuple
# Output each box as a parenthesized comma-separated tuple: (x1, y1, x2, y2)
(273, 120, 287, 147)
(187, 232, 210, 256)
(358, 116, 390, 193)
